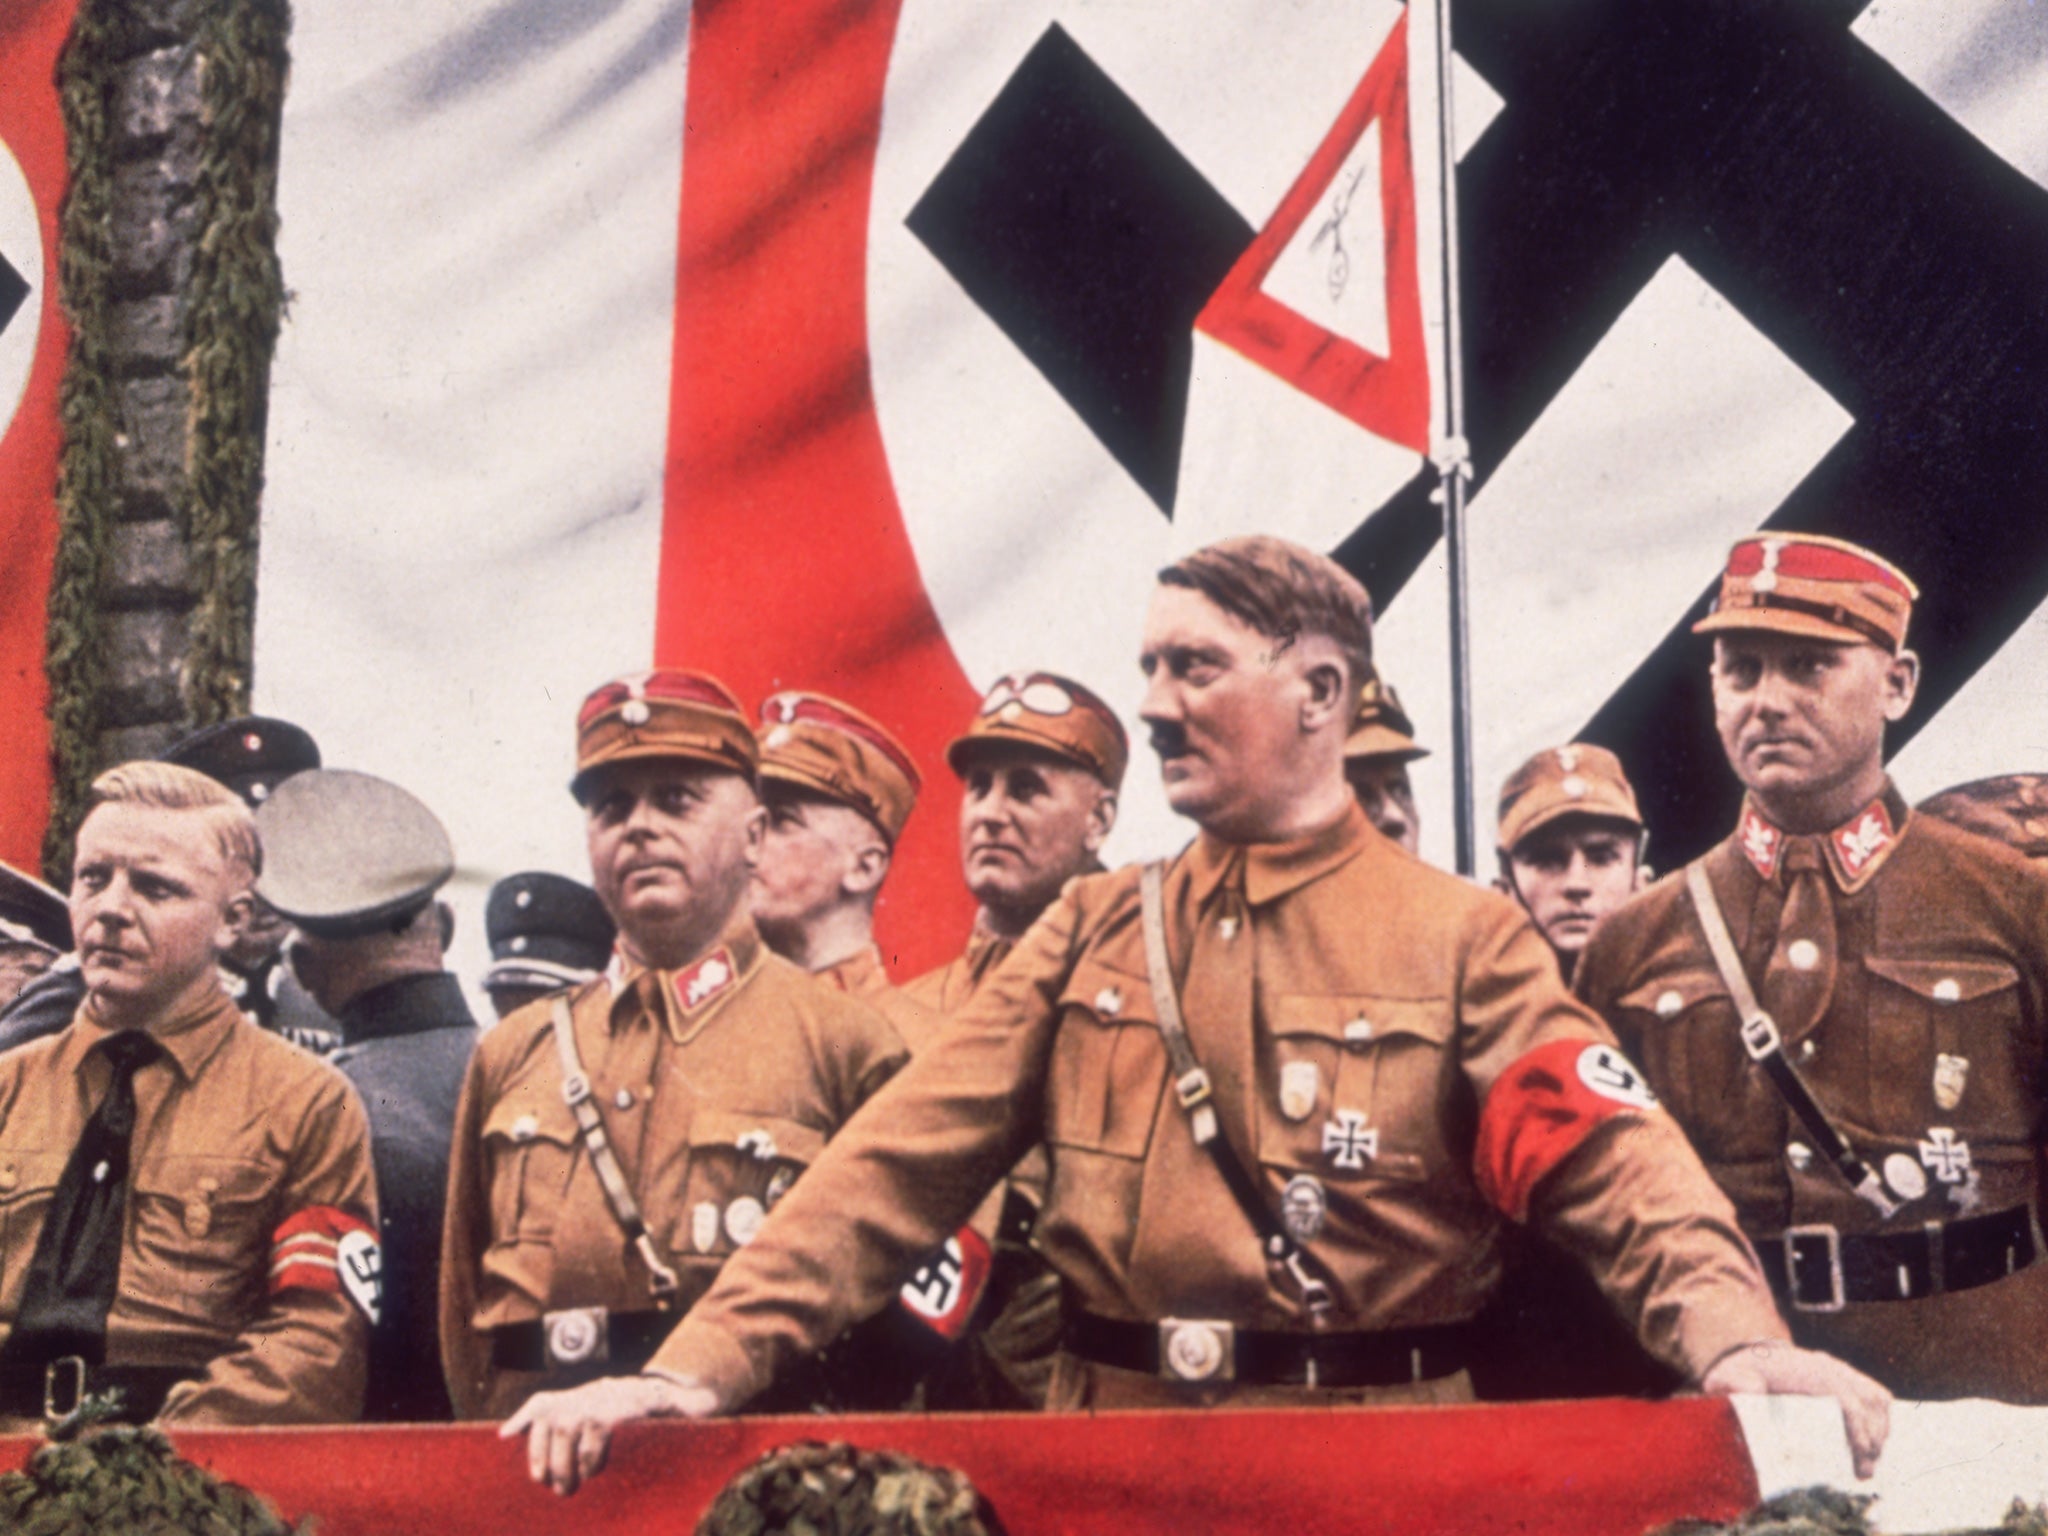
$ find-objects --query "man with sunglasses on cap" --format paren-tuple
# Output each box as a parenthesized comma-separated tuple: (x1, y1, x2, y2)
(1579, 534, 2048, 1403)
(443, 672, 910, 1429)
(1495, 745, 1648, 986)
(506, 537, 1886, 1496)
(904, 672, 1125, 1016)
(1344, 675, 1426, 856)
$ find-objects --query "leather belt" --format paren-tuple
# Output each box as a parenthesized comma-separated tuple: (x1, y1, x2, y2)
(1063, 1309, 1478, 1388)
(0, 1358, 194, 1422)
(489, 1307, 672, 1373)
(1754, 1203, 2039, 1311)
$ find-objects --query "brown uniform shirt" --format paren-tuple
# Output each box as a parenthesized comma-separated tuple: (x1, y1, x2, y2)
(902, 926, 1015, 1017)
(1578, 783, 2048, 1400)
(819, 945, 944, 1055)
(438, 915, 908, 1419)
(652, 804, 1784, 1410)
(0, 987, 377, 1425)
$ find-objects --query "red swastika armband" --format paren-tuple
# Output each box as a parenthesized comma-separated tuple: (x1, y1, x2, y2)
(1473, 1039, 1660, 1223)
(895, 1225, 993, 1342)
(270, 1206, 382, 1324)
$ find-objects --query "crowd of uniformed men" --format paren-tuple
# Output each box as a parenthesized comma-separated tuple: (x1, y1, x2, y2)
(4, 530, 2047, 1493)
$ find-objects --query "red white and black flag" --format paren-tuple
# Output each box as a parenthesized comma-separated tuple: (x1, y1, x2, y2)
(0, 1, 2037, 974)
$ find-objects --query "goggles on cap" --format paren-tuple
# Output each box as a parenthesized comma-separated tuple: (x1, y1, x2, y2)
(980, 675, 1081, 719)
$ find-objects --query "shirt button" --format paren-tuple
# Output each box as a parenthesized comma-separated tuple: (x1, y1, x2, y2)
(1787, 1142, 1814, 1172)
(1787, 939, 1821, 972)
(1933, 978, 1961, 1003)
(1654, 990, 1684, 1019)
(1798, 1039, 1816, 1062)
(613, 1088, 634, 1110)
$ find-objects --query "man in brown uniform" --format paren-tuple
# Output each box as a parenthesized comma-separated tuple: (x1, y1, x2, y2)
(0, 763, 377, 1426)
(749, 690, 929, 1044)
(1344, 674, 1426, 855)
(1495, 744, 1648, 986)
(903, 672, 1126, 1015)
(507, 536, 1888, 1495)
(1578, 533, 2048, 1404)
(440, 671, 909, 1422)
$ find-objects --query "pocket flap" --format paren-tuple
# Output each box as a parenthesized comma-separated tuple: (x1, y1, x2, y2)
(1271, 994, 1449, 1047)
(687, 1108, 826, 1167)
(1613, 972, 1728, 1020)
(130, 1154, 271, 1205)
(1865, 956, 2018, 1004)
(481, 1094, 578, 1149)
(1055, 960, 1156, 1027)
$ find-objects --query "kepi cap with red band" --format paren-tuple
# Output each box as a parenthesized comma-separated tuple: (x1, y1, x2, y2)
(572, 670, 758, 802)
(1693, 532, 1917, 651)
(1497, 742, 1643, 853)
(1344, 675, 1428, 764)
(756, 691, 922, 844)
(946, 672, 1128, 790)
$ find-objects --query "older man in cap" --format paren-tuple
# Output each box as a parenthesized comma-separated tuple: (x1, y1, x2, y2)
(482, 873, 616, 1021)
(1579, 533, 2048, 1403)
(442, 671, 910, 1428)
(1494, 744, 1647, 986)
(506, 534, 1888, 1496)
(1344, 675, 1426, 856)
(257, 768, 478, 1422)
(904, 672, 1125, 1015)
(0, 762, 377, 1426)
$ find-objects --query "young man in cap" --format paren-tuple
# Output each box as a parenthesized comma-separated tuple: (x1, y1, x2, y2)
(0, 762, 378, 1426)
(507, 535, 1887, 1495)
(903, 671, 1125, 1015)
(481, 872, 616, 1021)
(1495, 744, 1648, 985)
(257, 768, 478, 1422)
(441, 671, 910, 1425)
(749, 690, 931, 1042)
(1578, 533, 2048, 1402)
(1344, 675, 1425, 856)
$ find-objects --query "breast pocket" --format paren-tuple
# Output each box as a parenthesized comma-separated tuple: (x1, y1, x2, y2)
(1043, 962, 1168, 1161)
(1258, 995, 1447, 1183)
(673, 1110, 826, 1260)
(1864, 956, 2025, 1134)
(128, 1155, 276, 1308)
(0, 1151, 69, 1304)
(480, 1096, 581, 1248)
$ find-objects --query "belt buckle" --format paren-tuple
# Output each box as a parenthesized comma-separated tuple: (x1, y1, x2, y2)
(1157, 1318, 1235, 1384)
(1784, 1224, 1846, 1312)
(1739, 1012, 1782, 1061)
(542, 1305, 610, 1368)
(42, 1356, 85, 1421)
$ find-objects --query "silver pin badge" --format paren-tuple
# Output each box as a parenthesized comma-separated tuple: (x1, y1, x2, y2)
(1279, 1061, 1320, 1122)
(765, 1165, 796, 1208)
(691, 1202, 720, 1253)
(725, 1196, 766, 1246)
(1281, 1174, 1328, 1243)
(1933, 1053, 1969, 1112)
(1218, 916, 1240, 941)
(1882, 1152, 1928, 1203)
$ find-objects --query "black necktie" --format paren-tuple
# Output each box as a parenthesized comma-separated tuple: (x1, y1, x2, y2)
(3, 1031, 164, 1366)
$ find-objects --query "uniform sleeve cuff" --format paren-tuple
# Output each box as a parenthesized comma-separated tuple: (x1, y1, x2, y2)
(644, 1321, 760, 1411)
(1679, 1307, 1793, 1384)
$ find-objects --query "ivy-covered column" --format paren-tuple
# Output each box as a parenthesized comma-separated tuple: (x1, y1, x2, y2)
(41, 0, 290, 882)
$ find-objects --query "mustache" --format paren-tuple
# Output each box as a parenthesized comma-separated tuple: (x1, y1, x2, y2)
(1149, 723, 1190, 758)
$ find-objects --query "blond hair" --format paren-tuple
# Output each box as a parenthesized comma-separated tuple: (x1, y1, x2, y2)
(86, 761, 261, 881)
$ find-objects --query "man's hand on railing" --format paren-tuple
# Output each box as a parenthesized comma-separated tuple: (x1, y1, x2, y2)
(1700, 1339, 1891, 1480)
(500, 1372, 720, 1496)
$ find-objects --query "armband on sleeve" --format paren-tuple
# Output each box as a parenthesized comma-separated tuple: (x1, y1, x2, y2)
(271, 1205, 383, 1324)
(1473, 1039, 1661, 1222)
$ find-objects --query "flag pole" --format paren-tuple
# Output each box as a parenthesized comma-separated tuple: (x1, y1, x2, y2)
(1428, 0, 1479, 876)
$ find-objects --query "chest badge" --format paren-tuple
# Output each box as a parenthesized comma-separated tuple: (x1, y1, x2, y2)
(725, 1196, 766, 1247)
(1321, 1109, 1378, 1171)
(1919, 1127, 1972, 1185)
(185, 1178, 219, 1239)
(1278, 1061, 1320, 1122)
(691, 1202, 720, 1253)
(1933, 1053, 1969, 1112)
(1281, 1174, 1327, 1243)
(765, 1164, 796, 1209)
